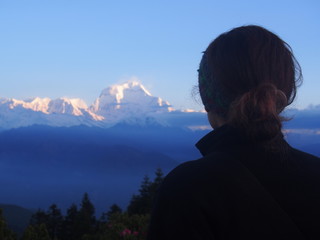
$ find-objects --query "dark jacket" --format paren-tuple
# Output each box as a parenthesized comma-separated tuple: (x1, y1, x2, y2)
(147, 125, 320, 240)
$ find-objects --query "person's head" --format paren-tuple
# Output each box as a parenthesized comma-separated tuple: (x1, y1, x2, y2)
(198, 25, 302, 141)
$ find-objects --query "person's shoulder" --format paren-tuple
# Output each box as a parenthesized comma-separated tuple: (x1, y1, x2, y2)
(290, 147, 319, 160)
(289, 146, 320, 164)
(289, 146, 320, 173)
(168, 151, 236, 177)
(159, 152, 241, 197)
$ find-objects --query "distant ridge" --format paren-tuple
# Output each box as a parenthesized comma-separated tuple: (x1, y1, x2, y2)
(0, 204, 33, 235)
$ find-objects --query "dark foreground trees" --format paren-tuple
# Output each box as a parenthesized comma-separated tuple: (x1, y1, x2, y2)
(4, 168, 165, 240)
(0, 209, 17, 240)
(127, 168, 164, 215)
(21, 224, 50, 240)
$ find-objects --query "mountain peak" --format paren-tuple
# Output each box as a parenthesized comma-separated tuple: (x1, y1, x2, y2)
(90, 80, 173, 119)
(99, 81, 152, 104)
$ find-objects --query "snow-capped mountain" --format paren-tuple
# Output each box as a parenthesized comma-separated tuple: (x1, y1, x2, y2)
(0, 81, 178, 129)
(91, 81, 174, 122)
(47, 98, 103, 121)
(0, 97, 105, 129)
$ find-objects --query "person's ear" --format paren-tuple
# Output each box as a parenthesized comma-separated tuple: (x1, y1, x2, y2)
(207, 111, 226, 129)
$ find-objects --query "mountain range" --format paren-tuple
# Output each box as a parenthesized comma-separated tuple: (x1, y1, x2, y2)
(0, 81, 177, 129)
(2, 80, 320, 132)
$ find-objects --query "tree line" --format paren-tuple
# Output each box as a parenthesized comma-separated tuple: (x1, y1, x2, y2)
(0, 168, 164, 240)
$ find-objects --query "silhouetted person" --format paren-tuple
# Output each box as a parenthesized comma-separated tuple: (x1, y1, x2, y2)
(147, 25, 320, 240)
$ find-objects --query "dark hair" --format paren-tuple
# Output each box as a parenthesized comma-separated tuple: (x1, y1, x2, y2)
(198, 25, 302, 142)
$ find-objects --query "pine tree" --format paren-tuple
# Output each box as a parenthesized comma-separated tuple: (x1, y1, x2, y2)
(73, 193, 96, 239)
(127, 175, 152, 215)
(60, 203, 79, 240)
(153, 168, 164, 186)
(21, 225, 37, 240)
(30, 209, 49, 226)
(21, 224, 50, 240)
(150, 168, 164, 194)
(79, 192, 96, 229)
(127, 169, 164, 215)
(0, 209, 16, 240)
(105, 204, 122, 221)
(46, 204, 63, 240)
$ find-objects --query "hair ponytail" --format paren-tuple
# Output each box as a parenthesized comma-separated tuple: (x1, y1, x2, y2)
(228, 83, 288, 141)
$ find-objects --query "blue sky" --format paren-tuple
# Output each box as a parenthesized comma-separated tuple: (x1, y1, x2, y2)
(0, 0, 319, 110)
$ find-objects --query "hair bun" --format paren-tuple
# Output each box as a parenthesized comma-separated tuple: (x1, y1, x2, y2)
(228, 83, 288, 141)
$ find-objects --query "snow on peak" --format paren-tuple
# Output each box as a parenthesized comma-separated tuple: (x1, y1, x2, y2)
(1, 97, 52, 112)
(26, 97, 52, 112)
(48, 98, 87, 116)
(90, 81, 173, 118)
(0, 97, 104, 126)
(100, 80, 151, 104)
(47, 98, 104, 121)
